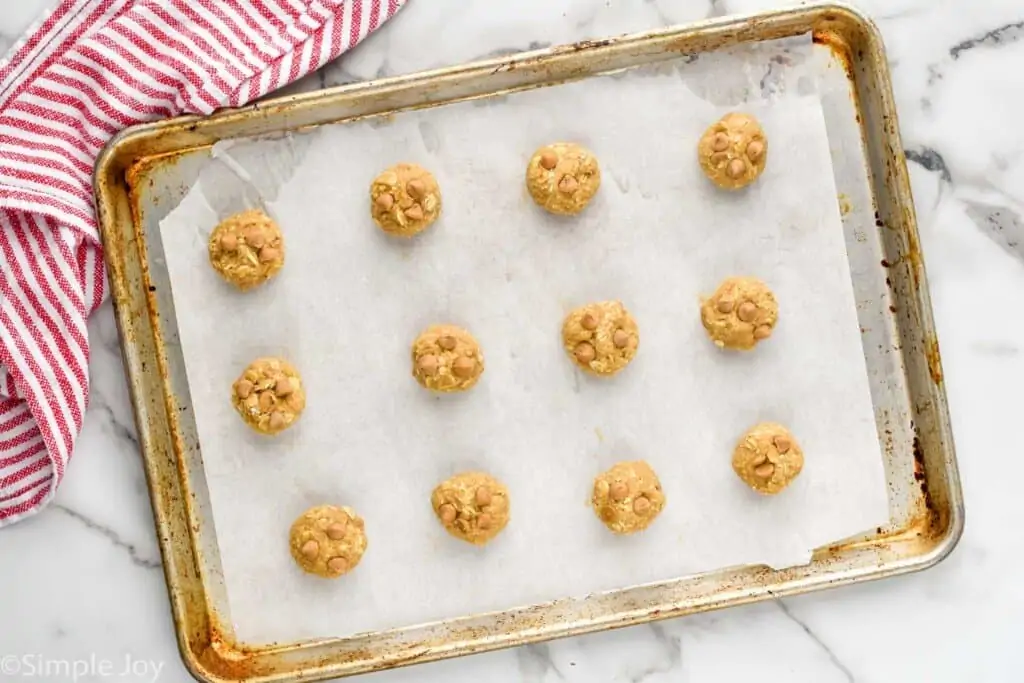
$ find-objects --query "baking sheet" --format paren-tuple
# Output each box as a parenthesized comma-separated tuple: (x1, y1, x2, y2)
(158, 37, 889, 645)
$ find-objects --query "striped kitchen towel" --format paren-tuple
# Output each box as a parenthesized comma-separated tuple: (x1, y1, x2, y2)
(0, 0, 405, 527)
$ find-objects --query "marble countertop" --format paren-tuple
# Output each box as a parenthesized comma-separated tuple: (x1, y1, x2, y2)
(2, 1, 1022, 681)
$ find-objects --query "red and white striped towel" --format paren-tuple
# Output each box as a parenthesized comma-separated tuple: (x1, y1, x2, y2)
(0, 0, 405, 527)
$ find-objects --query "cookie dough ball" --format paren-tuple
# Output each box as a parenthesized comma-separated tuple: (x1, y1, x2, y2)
(208, 209, 285, 290)
(231, 357, 306, 434)
(562, 301, 639, 376)
(411, 324, 484, 392)
(431, 472, 510, 545)
(526, 142, 601, 215)
(289, 505, 367, 578)
(697, 112, 768, 190)
(732, 422, 804, 494)
(370, 163, 441, 237)
(592, 461, 665, 534)
(700, 277, 778, 351)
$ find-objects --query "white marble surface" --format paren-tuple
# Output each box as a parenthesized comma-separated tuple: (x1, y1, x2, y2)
(2, 1, 1023, 681)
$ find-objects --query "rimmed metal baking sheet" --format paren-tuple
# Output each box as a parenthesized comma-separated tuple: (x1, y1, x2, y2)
(94, 4, 961, 681)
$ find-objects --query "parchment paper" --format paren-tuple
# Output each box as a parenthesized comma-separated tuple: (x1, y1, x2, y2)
(159, 37, 889, 645)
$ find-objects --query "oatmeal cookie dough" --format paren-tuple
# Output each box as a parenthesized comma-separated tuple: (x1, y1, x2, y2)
(700, 277, 778, 351)
(289, 505, 367, 578)
(431, 472, 510, 545)
(562, 301, 639, 376)
(370, 163, 441, 237)
(208, 209, 285, 290)
(732, 422, 804, 495)
(231, 357, 306, 434)
(411, 324, 484, 392)
(697, 112, 768, 190)
(526, 142, 601, 215)
(592, 461, 665, 534)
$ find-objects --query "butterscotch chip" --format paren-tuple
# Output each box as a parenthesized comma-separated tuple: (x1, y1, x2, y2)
(407, 179, 426, 198)
(417, 354, 439, 375)
(289, 505, 367, 578)
(592, 461, 665, 534)
(208, 209, 285, 290)
(574, 342, 596, 365)
(370, 162, 441, 237)
(452, 356, 476, 378)
(732, 422, 804, 494)
(632, 496, 651, 514)
(697, 112, 768, 190)
(275, 378, 294, 397)
(737, 301, 757, 323)
(700, 277, 778, 351)
(411, 325, 484, 392)
(558, 175, 579, 193)
(231, 358, 305, 435)
(259, 246, 280, 263)
(562, 301, 639, 376)
(439, 503, 457, 523)
(475, 486, 492, 506)
(246, 229, 266, 249)
(431, 472, 510, 545)
(234, 379, 253, 399)
(526, 142, 601, 215)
